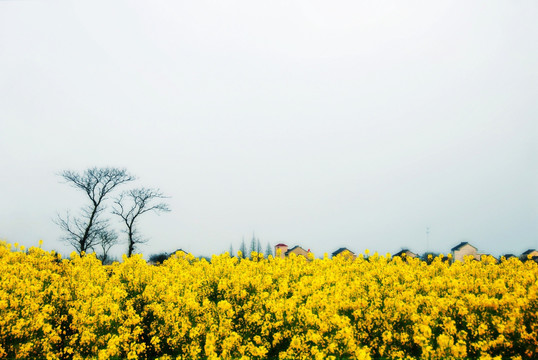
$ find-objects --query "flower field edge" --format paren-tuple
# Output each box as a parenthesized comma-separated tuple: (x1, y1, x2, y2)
(0, 241, 537, 360)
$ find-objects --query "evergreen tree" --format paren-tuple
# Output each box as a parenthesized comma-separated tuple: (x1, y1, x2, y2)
(250, 235, 256, 255)
(265, 242, 273, 257)
(240, 238, 246, 258)
(229, 243, 234, 257)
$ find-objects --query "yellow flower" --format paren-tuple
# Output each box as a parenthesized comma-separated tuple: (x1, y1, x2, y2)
(0, 240, 536, 360)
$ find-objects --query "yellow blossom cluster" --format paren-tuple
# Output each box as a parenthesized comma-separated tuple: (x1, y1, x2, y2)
(0, 241, 537, 359)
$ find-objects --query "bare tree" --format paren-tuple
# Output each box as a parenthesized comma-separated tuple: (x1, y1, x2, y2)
(56, 167, 135, 254)
(96, 228, 119, 264)
(112, 187, 170, 257)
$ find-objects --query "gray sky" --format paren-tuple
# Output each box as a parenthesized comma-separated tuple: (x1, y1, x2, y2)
(1, 0, 537, 258)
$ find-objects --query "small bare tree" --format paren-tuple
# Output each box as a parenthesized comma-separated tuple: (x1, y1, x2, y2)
(112, 187, 170, 257)
(96, 228, 119, 264)
(56, 167, 135, 254)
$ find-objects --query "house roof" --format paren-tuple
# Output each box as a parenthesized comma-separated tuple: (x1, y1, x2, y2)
(285, 245, 308, 255)
(393, 249, 417, 257)
(275, 243, 288, 247)
(521, 249, 537, 255)
(332, 247, 354, 256)
(451, 242, 477, 252)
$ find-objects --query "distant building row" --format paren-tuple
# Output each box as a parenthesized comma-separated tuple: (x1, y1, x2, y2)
(447, 242, 538, 263)
(274, 243, 310, 258)
(274, 242, 538, 263)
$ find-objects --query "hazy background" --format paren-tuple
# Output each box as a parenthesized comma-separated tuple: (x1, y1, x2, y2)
(1, 0, 537, 258)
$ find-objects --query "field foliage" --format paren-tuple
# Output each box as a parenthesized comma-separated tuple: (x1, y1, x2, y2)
(0, 241, 537, 359)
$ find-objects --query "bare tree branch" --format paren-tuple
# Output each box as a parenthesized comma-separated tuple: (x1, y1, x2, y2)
(96, 228, 119, 264)
(56, 167, 135, 254)
(112, 187, 170, 257)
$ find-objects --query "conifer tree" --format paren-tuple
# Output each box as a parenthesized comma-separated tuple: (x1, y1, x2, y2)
(239, 238, 246, 258)
(265, 242, 273, 257)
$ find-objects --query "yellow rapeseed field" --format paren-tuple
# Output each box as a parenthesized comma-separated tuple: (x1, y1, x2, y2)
(0, 240, 537, 359)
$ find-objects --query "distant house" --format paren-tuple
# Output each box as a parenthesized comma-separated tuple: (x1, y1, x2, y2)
(520, 249, 538, 262)
(285, 245, 309, 258)
(170, 249, 187, 257)
(274, 243, 288, 258)
(451, 242, 479, 262)
(331, 247, 356, 259)
(479, 254, 499, 264)
(502, 254, 517, 261)
(393, 249, 418, 260)
(422, 252, 450, 264)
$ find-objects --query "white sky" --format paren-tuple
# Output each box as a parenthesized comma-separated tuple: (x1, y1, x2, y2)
(1, 0, 537, 258)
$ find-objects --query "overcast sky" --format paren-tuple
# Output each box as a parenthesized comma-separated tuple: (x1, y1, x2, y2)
(1, 0, 537, 258)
